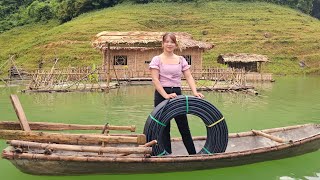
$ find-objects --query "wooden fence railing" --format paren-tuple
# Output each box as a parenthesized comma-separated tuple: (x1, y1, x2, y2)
(26, 65, 272, 92)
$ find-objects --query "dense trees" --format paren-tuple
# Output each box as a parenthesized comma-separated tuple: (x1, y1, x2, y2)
(55, 0, 119, 22)
(0, 0, 119, 32)
(311, 0, 320, 18)
(0, 0, 319, 33)
(0, 0, 34, 31)
(265, 0, 314, 14)
(27, 1, 54, 22)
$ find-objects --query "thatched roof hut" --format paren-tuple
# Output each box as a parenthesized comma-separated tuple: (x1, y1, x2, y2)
(92, 31, 213, 50)
(91, 31, 214, 81)
(218, 53, 269, 72)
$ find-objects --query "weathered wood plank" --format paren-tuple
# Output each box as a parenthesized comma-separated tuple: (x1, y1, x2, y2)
(0, 130, 146, 145)
(8, 140, 151, 154)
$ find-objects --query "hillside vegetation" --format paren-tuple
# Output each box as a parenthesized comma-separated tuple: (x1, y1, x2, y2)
(0, 2, 320, 75)
(1, 0, 318, 33)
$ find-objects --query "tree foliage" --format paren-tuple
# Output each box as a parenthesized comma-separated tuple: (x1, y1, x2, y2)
(27, 1, 54, 22)
(312, 0, 320, 18)
(266, 0, 314, 14)
(55, 0, 119, 23)
(0, 0, 119, 33)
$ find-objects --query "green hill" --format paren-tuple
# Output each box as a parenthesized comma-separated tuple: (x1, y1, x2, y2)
(0, 2, 320, 75)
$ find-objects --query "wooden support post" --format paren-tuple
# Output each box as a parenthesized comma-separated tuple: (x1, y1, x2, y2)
(9, 95, 31, 131)
(252, 130, 286, 143)
(102, 49, 106, 81)
(107, 43, 111, 90)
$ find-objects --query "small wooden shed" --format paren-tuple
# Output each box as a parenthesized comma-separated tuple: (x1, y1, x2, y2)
(217, 53, 269, 73)
(92, 31, 213, 80)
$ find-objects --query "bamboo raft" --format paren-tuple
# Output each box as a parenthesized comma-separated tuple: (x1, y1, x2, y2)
(1, 95, 320, 175)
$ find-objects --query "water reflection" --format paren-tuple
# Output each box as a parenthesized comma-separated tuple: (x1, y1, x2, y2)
(206, 92, 266, 109)
(250, 81, 275, 92)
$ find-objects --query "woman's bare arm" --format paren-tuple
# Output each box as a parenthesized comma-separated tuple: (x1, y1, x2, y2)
(183, 69, 204, 98)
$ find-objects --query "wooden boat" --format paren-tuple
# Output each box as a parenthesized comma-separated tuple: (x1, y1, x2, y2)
(1, 123, 320, 175)
(1, 95, 320, 175)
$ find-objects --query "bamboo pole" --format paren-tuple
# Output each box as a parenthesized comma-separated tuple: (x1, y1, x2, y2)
(27, 69, 37, 89)
(251, 130, 286, 143)
(34, 70, 42, 89)
(8, 140, 151, 154)
(45, 58, 59, 88)
(9, 95, 31, 131)
(0, 78, 8, 87)
(0, 59, 9, 70)
(139, 140, 157, 147)
(112, 61, 120, 85)
(0, 121, 136, 132)
(120, 140, 157, 156)
(108, 134, 140, 137)
(27, 72, 93, 75)
(107, 43, 111, 90)
(0, 130, 146, 145)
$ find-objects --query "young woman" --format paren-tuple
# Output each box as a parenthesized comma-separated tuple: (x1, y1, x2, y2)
(149, 32, 204, 155)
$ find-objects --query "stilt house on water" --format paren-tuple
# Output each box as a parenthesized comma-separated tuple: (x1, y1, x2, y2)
(217, 53, 269, 73)
(92, 31, 213, 80)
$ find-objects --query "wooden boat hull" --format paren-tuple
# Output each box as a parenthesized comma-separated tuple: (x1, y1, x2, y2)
(2, 124, 320, 175)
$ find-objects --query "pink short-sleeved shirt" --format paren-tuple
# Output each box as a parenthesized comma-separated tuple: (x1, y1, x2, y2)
(149, 55, 190, 87)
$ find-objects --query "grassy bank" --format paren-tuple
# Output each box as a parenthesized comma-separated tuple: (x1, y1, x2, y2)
(0, 2, 319, 75)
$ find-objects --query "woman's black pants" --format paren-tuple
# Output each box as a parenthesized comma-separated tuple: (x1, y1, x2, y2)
(154, 87, 196, 155)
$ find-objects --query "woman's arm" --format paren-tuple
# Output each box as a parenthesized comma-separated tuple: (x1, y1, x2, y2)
(151, 69, 177, 99)
(183, 69, 204, 98)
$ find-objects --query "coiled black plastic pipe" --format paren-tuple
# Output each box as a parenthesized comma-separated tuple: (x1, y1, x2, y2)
(143, 95, 228, 156)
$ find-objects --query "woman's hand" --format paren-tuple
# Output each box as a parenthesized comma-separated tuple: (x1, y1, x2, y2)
(164, 93, 177, 99)
(193, 92, 204, 98)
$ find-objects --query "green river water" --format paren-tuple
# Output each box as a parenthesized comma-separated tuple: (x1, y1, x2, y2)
(0, 76, 319, 180)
